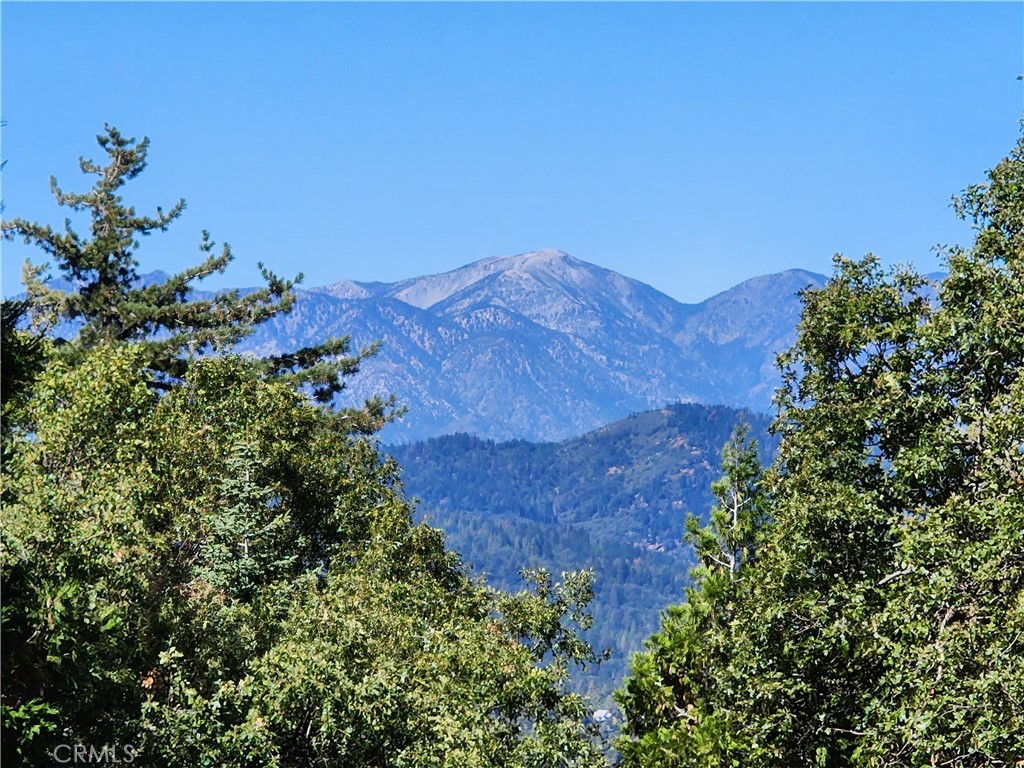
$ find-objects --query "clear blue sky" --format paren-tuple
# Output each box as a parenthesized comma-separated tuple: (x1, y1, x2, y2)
(2, 2, 1021, 303)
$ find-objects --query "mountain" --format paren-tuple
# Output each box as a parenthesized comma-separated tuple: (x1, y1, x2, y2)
(236, 250, 828, 442)
(387, 402, 778, 707)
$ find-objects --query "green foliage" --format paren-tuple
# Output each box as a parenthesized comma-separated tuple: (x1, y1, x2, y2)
(684, 425, 767, 583)
(390, 406, 776, 707)
(1, 298, 48, 436)
(1, 346, 607, 766)
(618, 134, 1024, 765)
(1, 126, 602, 765)
(615, 428, 767, 767)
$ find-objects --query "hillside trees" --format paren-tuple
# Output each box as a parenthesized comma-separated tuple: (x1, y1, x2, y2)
(0, 129, 606, 766)
(2, 349, 608, 766)
(390, 407, 776, 706)
(618, 134, 1024, 765)
(615, 428, 768, 766)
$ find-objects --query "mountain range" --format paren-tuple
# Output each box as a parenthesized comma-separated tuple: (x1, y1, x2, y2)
(236, 250, 828, 442)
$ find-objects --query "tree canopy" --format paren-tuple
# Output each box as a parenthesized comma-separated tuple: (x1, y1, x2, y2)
(617, 133, 1024, 765)
(1, 128, 606, 766)
(1, 349, 607, 766)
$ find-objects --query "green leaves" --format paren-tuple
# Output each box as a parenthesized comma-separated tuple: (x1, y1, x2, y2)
(615, 427, 767, 767)
(0, 125, 604, 766)
(2, 345, 607, 766)
(619, 131, 1024, 766)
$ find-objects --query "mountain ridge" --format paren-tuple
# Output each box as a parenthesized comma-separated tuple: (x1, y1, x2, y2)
(20, 250, 835, 442)
(388, 401, 778, 706)
(238, 250, 828, 441)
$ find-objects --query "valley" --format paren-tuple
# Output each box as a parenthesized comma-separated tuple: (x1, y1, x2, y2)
(389, 403, 777, 707)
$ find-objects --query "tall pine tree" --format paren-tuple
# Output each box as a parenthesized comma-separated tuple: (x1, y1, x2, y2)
(616, 427, 768, 766)
(2, 125, 384, 414)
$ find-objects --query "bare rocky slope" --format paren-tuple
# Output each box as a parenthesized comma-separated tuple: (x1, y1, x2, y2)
(237, 250, 827, 442)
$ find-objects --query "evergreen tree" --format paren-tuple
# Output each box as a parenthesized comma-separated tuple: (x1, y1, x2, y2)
(615, 427, 767, 766)
(0, 122, 45, 436)
(1, 125, 380, 409)
(1, 299, 46, 434)
(1, 125, 604, 767)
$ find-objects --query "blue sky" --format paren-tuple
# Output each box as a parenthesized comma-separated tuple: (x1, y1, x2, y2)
(2, 2, 1021, 303)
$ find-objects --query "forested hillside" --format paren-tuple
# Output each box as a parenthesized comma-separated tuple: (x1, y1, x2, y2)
(389, 404, 776, 706)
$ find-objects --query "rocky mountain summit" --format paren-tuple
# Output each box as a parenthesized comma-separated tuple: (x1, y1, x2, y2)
(236, 250, 827, 442)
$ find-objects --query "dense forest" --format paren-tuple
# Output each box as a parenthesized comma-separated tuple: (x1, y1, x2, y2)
(389, 406, 776, 707)
(1, 123, 1021, 766)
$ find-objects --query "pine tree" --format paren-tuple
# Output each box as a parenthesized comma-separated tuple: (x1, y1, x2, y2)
(616, 426, 767, 766)
(1, 125, 378, 408)
(0, 122, 45, 434)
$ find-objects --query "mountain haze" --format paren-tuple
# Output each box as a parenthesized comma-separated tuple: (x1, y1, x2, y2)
(389, 402, 777, 705)
(237, 250, 826, 442)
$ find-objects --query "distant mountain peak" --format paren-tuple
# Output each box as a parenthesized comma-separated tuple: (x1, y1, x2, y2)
(235, 254, 837, 442)
(314, 279, 373, 300)
(388, 249, 592, 310)
(477, 248, 573, 265)
(503, 249, 592, 281)
(509, 248, 575, 266)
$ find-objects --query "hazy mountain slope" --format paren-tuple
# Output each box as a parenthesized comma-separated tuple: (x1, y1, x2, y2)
(422, 249, 685, 337)
(388, 402, 778, 707)
(237, 251, 827, 442)
(26, 252, 826, 441)
(668, 268, 829, 407)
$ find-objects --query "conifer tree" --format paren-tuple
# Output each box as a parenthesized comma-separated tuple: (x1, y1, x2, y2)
(1, 125, 378, 409)
(616, 427, 767, 766)
(1, 128, 602, 765)
(0, 122, 44, 433)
